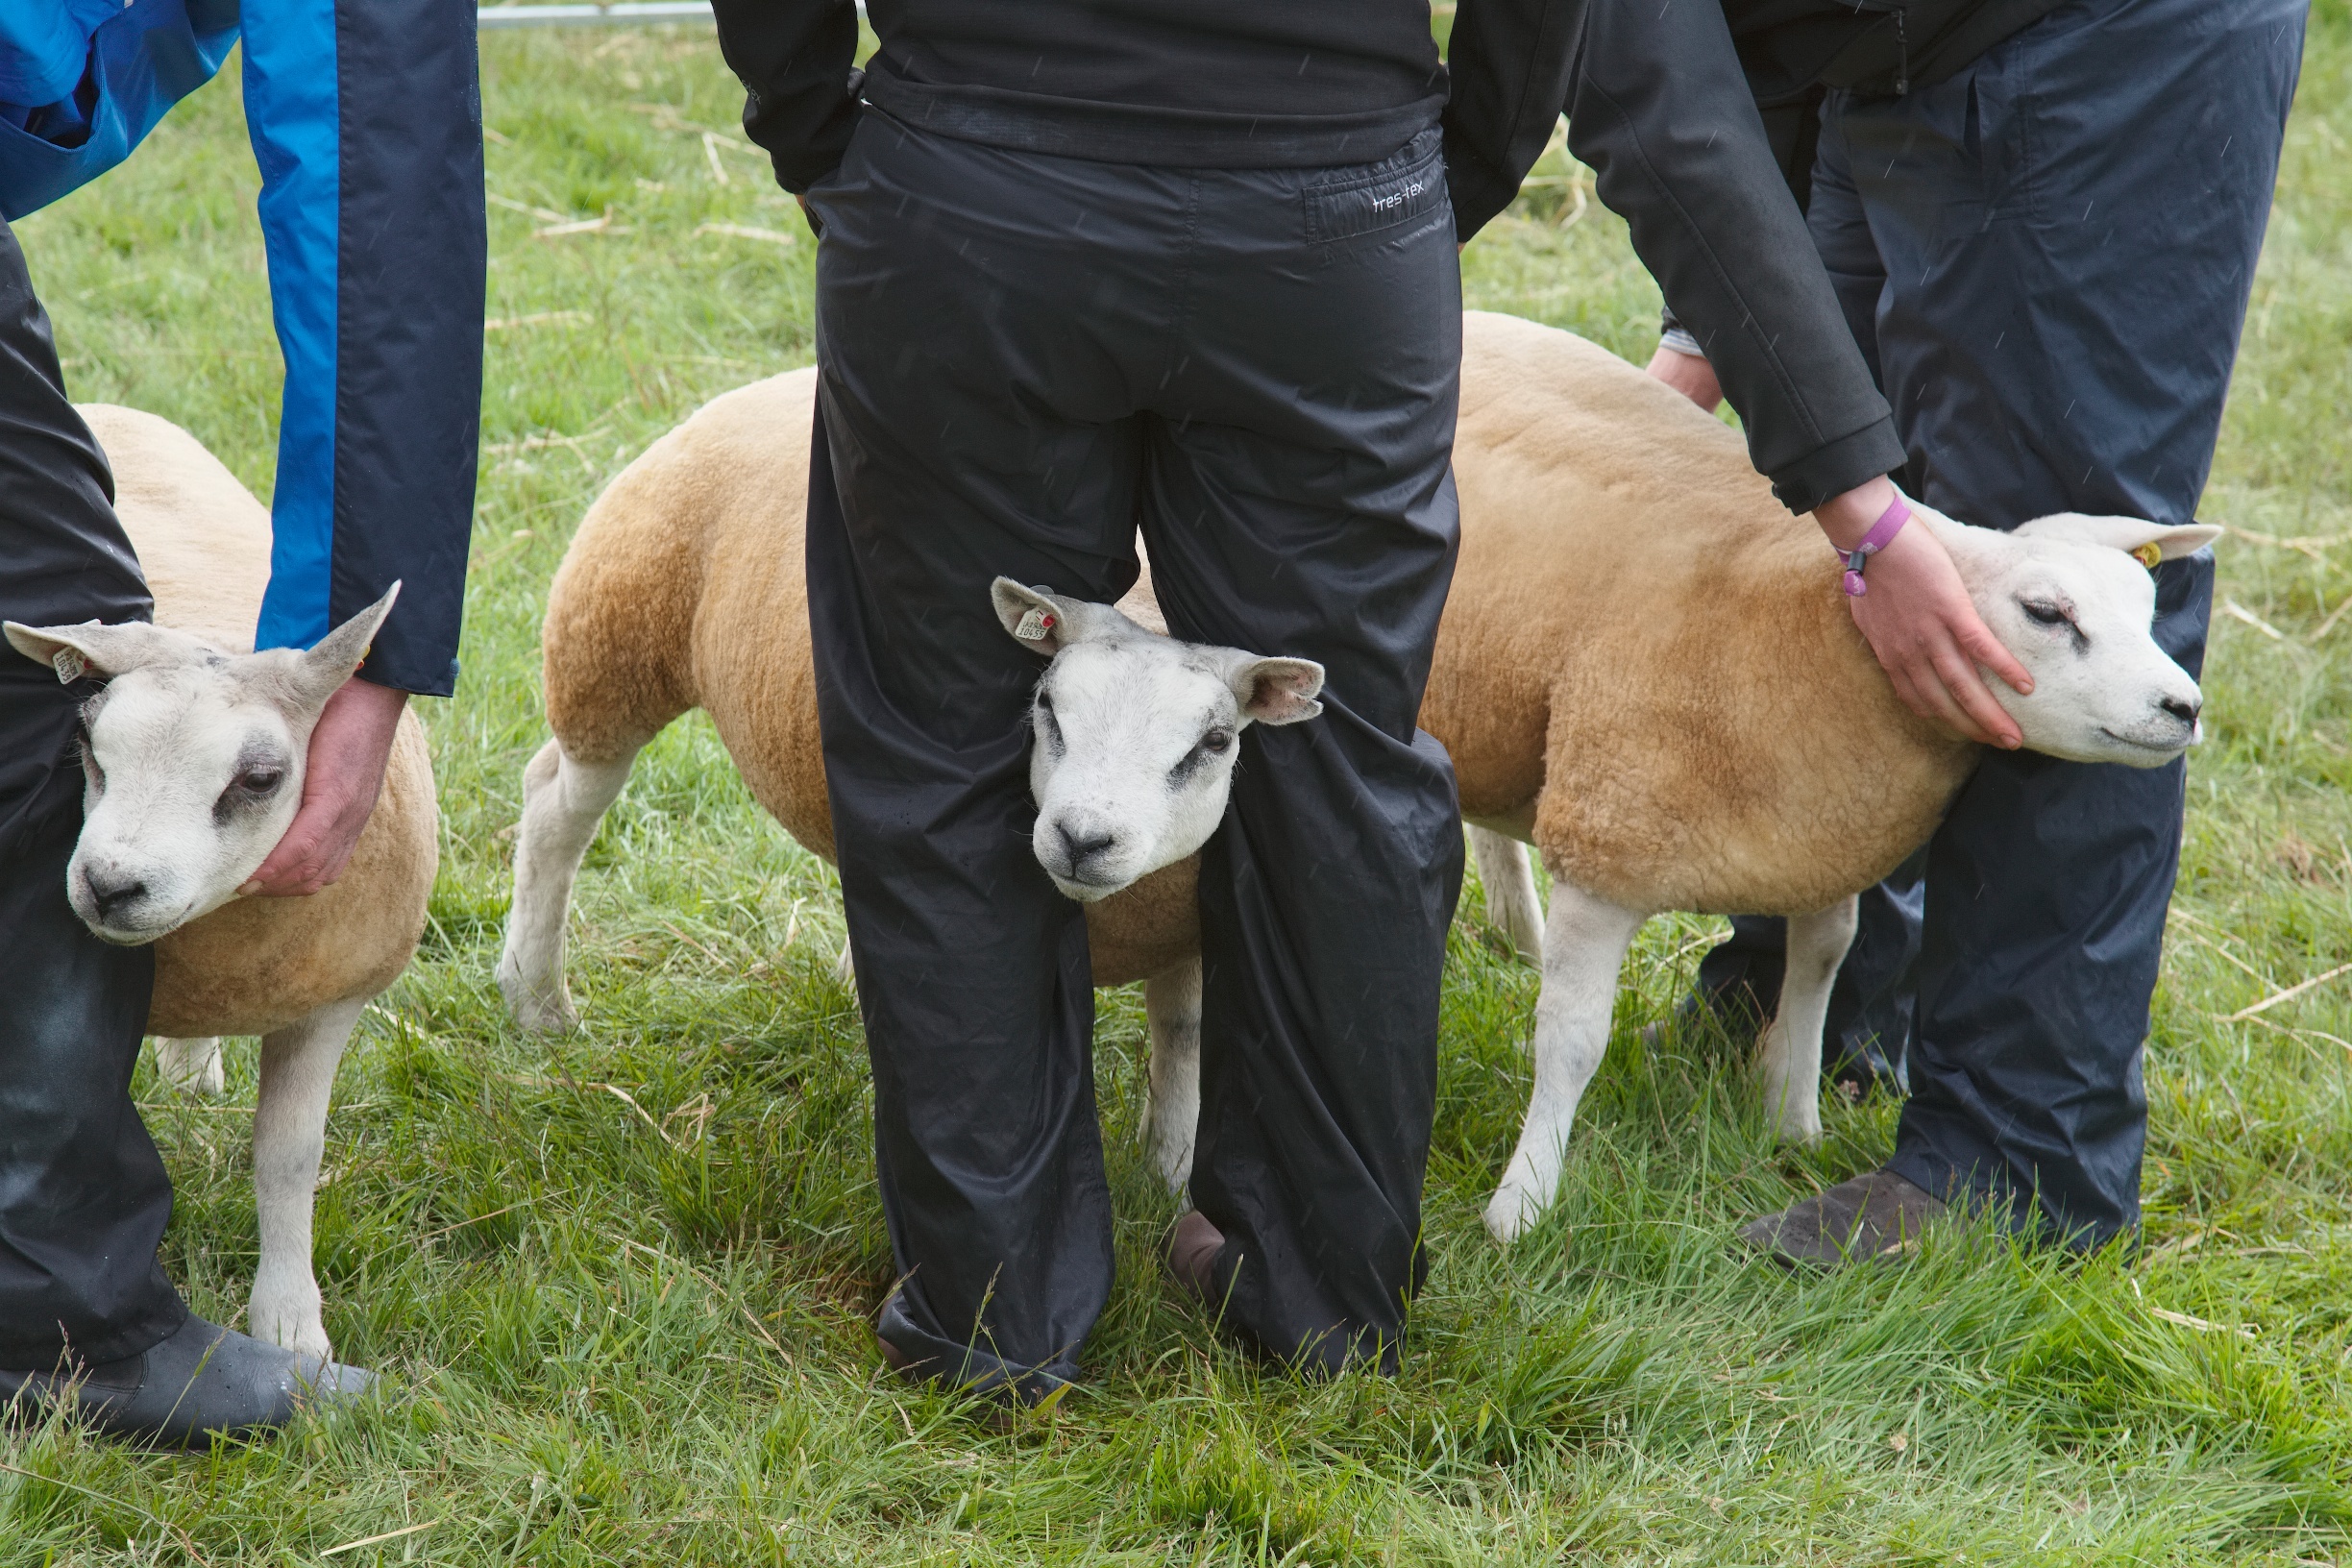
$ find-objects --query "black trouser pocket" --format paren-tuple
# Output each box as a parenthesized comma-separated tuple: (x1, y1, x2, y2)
(1302, 128, 1445, 244)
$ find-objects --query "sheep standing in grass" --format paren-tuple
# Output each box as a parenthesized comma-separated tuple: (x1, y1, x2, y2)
(497, 369, 1320, 1186)
(501, 314, 2213, 1239)
(4, 406, 437, 1360)
(1439, 313, 2213, 1239)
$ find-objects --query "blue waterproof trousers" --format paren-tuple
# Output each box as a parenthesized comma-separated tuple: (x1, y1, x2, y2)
(1696, 0, 2306, 1245)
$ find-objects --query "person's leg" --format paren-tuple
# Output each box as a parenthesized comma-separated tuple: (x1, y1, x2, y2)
(1681, 107, 1918, 1094)
(1142, 130, 1465, 1373)
(0, 216, 188, 1373)
(804, 116, 1181, 1401)
(1776, 0, 2303, 1248)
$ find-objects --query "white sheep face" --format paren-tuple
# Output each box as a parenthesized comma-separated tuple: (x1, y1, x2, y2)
(4, 586, 398, 944)
(992, 580, 1324, 902)
(1940, 511, 2217, 769)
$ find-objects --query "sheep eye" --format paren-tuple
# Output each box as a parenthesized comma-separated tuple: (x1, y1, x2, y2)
(1200, 728, 1234, 755)
(2021, 600, 2070, 627)
(239, 768, 284, 794)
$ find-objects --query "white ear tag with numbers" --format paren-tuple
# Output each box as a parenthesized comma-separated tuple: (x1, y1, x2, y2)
(1015, 608, 1057, 643)
(52, 648, 86, 684)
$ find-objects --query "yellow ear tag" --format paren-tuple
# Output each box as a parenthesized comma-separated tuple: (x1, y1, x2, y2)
(2131, 542, 2164, 571)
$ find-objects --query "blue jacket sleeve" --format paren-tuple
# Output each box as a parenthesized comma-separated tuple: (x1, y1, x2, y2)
(244, 0, 484, 697)
(0, 0, 237, 221)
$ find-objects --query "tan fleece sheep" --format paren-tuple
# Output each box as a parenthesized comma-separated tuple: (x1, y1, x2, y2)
(499, 313, 2214, 1237)
(9, 405, 436, 1357)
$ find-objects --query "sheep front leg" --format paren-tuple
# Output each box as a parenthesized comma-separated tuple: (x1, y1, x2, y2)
(1754, 896, 1858, 1145)
(1484, 878, 1645, 1242)
(497, 738, 640, 1032)
(1140, 956, 1203, 1192)
(1469, 826, 1544, 963)
(249, 996, 366, 1360)
(152, 1036, 226, 1097)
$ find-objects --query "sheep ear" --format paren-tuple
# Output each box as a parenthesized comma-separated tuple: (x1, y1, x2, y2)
(2013, 513, 2223, 563)
(4, 618, 197, 684)
(1229, 656, 1325, 725)
(285, 582, 401, 709)
(990, 578, 1131, 656)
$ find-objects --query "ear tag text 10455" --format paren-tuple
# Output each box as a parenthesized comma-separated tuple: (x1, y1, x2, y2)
(52, 648, 86, 684)
(1015, 608, 1057, 642)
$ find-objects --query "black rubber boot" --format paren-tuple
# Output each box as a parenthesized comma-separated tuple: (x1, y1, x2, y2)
(0, 1315, 373, 1449)
(1736, 1169, 1947, 1269)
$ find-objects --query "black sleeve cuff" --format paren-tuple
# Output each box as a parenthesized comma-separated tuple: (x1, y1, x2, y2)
(1766, 415, 1907, 515)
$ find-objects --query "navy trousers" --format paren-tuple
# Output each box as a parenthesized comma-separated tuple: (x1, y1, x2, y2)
(1698, 0, 2306, 1245)
(806, 116, 1464, 1394)
(0, 216, 188, 1370)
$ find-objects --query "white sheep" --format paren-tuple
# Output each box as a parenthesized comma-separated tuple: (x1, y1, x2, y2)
(501, 314, 2214, 1237)
(4, 405, 437, 1359)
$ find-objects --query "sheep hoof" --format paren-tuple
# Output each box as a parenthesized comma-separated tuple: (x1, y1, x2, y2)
(153, 1037, 227, 1098)
(250, 1291, 331, 1362)
(1144, 1135, 1194, 1195)
(496, 961, 578, 1034)
(1774, 1115, 1825, 1147)
(1482, 1187, 1538, 1244)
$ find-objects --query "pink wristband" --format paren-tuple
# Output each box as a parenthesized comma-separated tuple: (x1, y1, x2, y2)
(1838, 495, 1911, 597)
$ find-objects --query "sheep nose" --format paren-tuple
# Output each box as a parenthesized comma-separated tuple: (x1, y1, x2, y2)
(2160, 694, 2201, 725)
(1056, 820, 1117, 870)
(85, 866, 148, 920)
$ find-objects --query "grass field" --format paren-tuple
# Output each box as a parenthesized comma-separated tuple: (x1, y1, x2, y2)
(4, 10, 2351, 1562)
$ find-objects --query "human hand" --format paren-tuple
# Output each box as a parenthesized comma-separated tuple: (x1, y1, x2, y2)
(241, 676, 409, 896)
(1816, 478, 2032, 749)
(1644, 343, 1723, 412)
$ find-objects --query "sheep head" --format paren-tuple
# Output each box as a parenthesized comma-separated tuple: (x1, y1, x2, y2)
(3, 585, 400, 944)
(1935, 510, 2217, 767)
(992, 578, 1324, 902)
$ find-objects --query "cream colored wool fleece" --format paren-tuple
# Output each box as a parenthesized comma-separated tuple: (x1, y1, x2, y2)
(538, 313, 1970, 975)
(76, 404, 438, 1040)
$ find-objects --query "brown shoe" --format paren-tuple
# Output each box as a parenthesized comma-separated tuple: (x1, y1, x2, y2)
(1737, 1169, 1946, 1268)
(1166, 1210, 1226, 1304)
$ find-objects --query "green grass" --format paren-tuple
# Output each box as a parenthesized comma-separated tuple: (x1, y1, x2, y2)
(5, 11, 2352, 1562)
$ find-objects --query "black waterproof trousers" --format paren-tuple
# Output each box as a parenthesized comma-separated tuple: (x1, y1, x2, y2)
(1692, 0, 2306, 1246)
(804, 115, 1464, 1396)
(0, 216, 189, 1370)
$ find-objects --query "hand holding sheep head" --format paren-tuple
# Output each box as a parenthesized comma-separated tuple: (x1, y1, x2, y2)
(992, 578, 1324, 902)
(3, 585, 400, 944)
(1938, 510, 2217, 767)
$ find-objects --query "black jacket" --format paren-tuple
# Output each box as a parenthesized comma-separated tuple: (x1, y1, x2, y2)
(709, 0, 2046, 513)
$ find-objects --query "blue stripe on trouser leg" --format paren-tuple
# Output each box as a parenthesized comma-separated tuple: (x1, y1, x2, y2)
(1813, 0, 2304, 1244)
